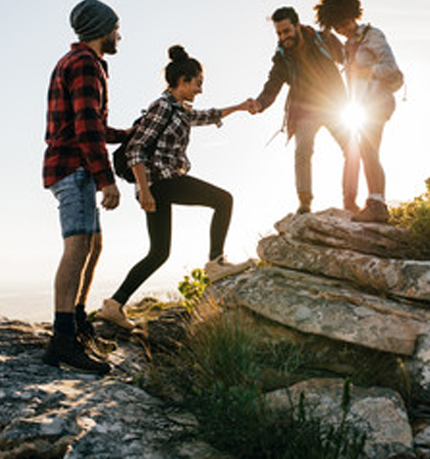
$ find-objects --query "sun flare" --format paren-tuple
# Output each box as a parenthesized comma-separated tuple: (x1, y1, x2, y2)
(341, 101, 366, 133)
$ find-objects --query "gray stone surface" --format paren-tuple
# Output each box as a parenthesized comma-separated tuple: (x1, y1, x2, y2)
(274, 208, 413, 259)
(266, 378, 416, 459)
(4, 209, 430, 458)
(407, 332, 430, 394)
(0, 317, 228, 459)
(211, 267, 428, 356)
(414, 426, 430, 459)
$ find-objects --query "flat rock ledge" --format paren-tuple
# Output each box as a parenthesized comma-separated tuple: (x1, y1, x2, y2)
(209, 267, 429, 356)
(258, 209, 430, 302)
(0, 317, 231, 459)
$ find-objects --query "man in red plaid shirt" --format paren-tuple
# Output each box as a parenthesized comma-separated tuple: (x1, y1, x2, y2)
(42, 0, 131, 375)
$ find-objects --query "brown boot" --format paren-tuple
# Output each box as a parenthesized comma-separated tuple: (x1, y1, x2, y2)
(42, 333, 111, 375)
(352, 198, 389, 223)
(297, 192, 312, 215)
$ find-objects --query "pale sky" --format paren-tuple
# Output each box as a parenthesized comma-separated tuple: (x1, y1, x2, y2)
(1, 0, 429, 318)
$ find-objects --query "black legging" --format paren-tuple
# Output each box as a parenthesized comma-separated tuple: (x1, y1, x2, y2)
(112, 175, 233, 305)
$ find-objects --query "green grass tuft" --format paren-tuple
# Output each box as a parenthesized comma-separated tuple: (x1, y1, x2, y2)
(143, 303, 366, 458)
(390, 178, 430, 259)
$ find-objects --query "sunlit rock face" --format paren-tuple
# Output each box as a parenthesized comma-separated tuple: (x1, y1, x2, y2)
(258, 208, 430, 302)
(206, 208, 430, 458)
(211, 210, 430, 391)
(211, 266, 427, 356)
(3, 208, 430, 459)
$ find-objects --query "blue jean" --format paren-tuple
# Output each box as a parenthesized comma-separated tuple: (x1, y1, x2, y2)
(50, 169, 101, 238)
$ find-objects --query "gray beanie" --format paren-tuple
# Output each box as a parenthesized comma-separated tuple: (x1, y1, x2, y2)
(70, 0, 119, 42)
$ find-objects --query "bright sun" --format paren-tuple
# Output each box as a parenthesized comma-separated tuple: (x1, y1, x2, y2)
(341, 101, 366, 133)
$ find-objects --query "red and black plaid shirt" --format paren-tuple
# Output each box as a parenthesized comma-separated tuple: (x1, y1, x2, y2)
(43, 43, 126, 190)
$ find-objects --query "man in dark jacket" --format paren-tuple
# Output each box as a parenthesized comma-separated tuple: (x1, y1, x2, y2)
(249, 6, 359, 214)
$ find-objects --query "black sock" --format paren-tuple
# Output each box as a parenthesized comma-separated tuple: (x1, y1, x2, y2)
(54, 312, 76, 336)
(75, 303, 87, 326)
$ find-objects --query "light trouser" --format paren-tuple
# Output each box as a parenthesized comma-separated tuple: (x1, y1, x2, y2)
(293, 114, 360, 205)
(359, 119, 386, 198)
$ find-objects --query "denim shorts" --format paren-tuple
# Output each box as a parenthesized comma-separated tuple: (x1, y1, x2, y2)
(50, 169, 101, 238)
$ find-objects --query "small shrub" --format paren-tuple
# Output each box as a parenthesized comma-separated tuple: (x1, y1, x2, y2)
(178, 268, 208, 311)
(390, 178, 430, 258)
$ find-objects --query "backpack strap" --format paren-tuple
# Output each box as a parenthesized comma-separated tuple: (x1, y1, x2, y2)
(113, 103, 175, 183)
(346, 23, 371, 66)
(313, 30, 336, 63)
(133, 102, 176, 160)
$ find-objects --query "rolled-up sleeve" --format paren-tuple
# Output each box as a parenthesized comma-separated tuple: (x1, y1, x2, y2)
(363, 28, 403, 84)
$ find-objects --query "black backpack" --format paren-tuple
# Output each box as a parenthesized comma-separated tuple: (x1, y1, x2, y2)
(113, 105, 174, 183)
(112, 115, 144, 183)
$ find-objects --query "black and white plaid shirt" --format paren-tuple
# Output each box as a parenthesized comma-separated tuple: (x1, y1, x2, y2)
(126, 90, 222, 186)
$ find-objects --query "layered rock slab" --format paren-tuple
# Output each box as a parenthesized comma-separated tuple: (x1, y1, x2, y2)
(258, 209, 430, 302)
(211, 267, 428, 356)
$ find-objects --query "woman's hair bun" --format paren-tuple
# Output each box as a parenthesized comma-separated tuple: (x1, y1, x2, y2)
(168, 45, 189, 62)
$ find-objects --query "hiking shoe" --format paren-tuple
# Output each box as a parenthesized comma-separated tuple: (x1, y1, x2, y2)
(98, 299, 135, 330)
(42, 333, 111, 375)
(205, 256, 255, 283)
(352, 198, 389, 223)
(297, 192, 312, 215)
(296, 203, 311, 215)
(77, 318, 117, 357)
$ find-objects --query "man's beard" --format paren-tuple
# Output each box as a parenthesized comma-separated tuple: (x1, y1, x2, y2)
(283, 29, 300, 50)
(101, 34, 118, 55)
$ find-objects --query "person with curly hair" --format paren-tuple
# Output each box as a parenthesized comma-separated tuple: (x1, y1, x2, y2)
(248, 6, 360, 215)
(315, 0, 404, 222)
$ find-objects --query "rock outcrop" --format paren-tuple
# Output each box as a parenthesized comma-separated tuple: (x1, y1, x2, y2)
(3, 208, 430, 458)
(259, 209, 430, 302)
(211, 266, 427, 356)
(208, 208, 430, 459)
(0, 317, 230, 459)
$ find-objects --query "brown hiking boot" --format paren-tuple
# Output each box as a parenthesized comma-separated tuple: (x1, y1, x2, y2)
(352, 198, 389, 223)
(42, 333, 111, 375)
(297, 192, 312, 215)
(77, 318, 117, 358)
(296, 203, 311, 214)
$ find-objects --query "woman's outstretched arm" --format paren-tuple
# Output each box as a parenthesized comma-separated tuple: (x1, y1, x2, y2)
(219, 99, 254, 118)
